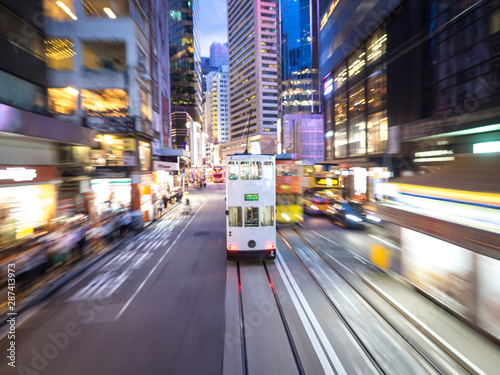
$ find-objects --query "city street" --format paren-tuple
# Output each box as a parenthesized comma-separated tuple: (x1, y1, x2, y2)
(2, 183, 500, 375)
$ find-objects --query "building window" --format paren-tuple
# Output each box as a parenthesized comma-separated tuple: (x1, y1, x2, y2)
(367, 64, 386, 114)
(48, 87, 78, 115)
(138, 141, 151, 171)
(43, 0, 77, 21)
(348, 117, 366, 156)
(367, 111, 388, 154)
(334, 115, 347, 159)
(82, 41, 126, 71)
(1, 4, 45, 59)
(348, 81, 365, 118)
(81, 89, 128, 117)
(348, 46, 366, 79)
(45, 38, 76, 70)
(0, 71, 46, 114)
(367, 29, 387, 65)
(83, 0, 130, 18)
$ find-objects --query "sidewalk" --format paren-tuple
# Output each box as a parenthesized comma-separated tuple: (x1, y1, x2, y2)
(0, 202, 180, 327)
(361, 271, 500, 375)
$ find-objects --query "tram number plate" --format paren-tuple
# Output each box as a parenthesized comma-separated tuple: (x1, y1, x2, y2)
(244, 194, 259, 201)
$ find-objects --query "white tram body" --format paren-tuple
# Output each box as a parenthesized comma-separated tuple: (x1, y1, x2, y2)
(226, 154, 276, 261)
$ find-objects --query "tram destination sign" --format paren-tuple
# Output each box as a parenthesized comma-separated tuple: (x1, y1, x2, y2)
(244, 194, 259, 201)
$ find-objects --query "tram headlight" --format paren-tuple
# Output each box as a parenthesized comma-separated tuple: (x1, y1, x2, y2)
(346, 214, 363, 222)
(281, 213, 291, 222)
(267, 243, 275, 249)
(228, 244, 236, 250)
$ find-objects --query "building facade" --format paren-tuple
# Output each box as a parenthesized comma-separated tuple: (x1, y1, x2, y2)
(0, 0, 100, 246)
(281, 0, 320, 115)
(210, 42, 229, 68)
(210, 66, 230, 145)
(43, 0, 156, 216)
(319, 0, 500, 197)
(225, 0, 280, 157)
(168, 0, 200, 167)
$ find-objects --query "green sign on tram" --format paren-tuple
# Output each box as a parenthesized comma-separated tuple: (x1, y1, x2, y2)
(244, 194, 259, 201)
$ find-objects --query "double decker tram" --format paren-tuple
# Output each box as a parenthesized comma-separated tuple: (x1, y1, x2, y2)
(226, 154, 276, 261)
(276, 154, 303, 226)
(302, 162, 343, 215)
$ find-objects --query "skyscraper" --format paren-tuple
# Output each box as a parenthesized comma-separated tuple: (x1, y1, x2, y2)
(210, 42, 229, 68)
(280, 0, 323, 158)
(168, 0, 201, 166)
(281, 0, 320, 115)
(225, 0, 280, 158)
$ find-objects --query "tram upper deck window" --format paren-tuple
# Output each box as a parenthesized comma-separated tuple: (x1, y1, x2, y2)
(245, 207, 259, 227)
(228, 162, 238, 180)
(228, 207, 242, 227)
(261, 206, 274, 226)
(240, 161, 262, 180)
(263, 161, 273, 180)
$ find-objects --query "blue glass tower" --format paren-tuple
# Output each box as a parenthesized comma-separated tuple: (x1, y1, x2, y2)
(281, 0, 320, 115)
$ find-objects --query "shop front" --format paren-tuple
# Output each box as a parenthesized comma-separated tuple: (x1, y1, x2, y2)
(0, 166, 61, 246)
(152, 161, 178, 193)
(91, 167, 131, 215)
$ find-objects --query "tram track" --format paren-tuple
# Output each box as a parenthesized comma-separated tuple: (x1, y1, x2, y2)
(235, 261, 305, 375)
(277, 227, 471, 375)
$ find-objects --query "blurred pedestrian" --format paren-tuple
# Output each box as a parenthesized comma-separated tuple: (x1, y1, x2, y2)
(162, 193, 168, 208)
(157, 201, 163, 218)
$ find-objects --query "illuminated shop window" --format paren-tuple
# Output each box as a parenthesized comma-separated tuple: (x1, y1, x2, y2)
(48, 87, 78, 115)
(45, 38, 76, 70)
(81, 89, 128, 117)
(138, 141, 151, 171)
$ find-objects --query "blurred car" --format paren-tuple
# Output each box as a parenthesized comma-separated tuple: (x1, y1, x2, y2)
(326, 200, 376, 229)
(326, 200, 381, 229)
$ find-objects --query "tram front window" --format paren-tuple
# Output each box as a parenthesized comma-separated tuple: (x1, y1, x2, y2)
(261, 206, 274, 226)
(245, 207, 259, 227)
(228, 206, 242, 227)
(263, 161, 273, 179)
(240, 161, 262, 180)
(228, 161, 238, 180)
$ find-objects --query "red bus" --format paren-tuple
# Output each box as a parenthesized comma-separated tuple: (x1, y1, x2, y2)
(213, 171, 225, 183)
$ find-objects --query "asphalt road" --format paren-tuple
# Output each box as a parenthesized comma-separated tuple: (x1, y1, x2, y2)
(0, 185, 228, 375)
(2, 183, 499, 375)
